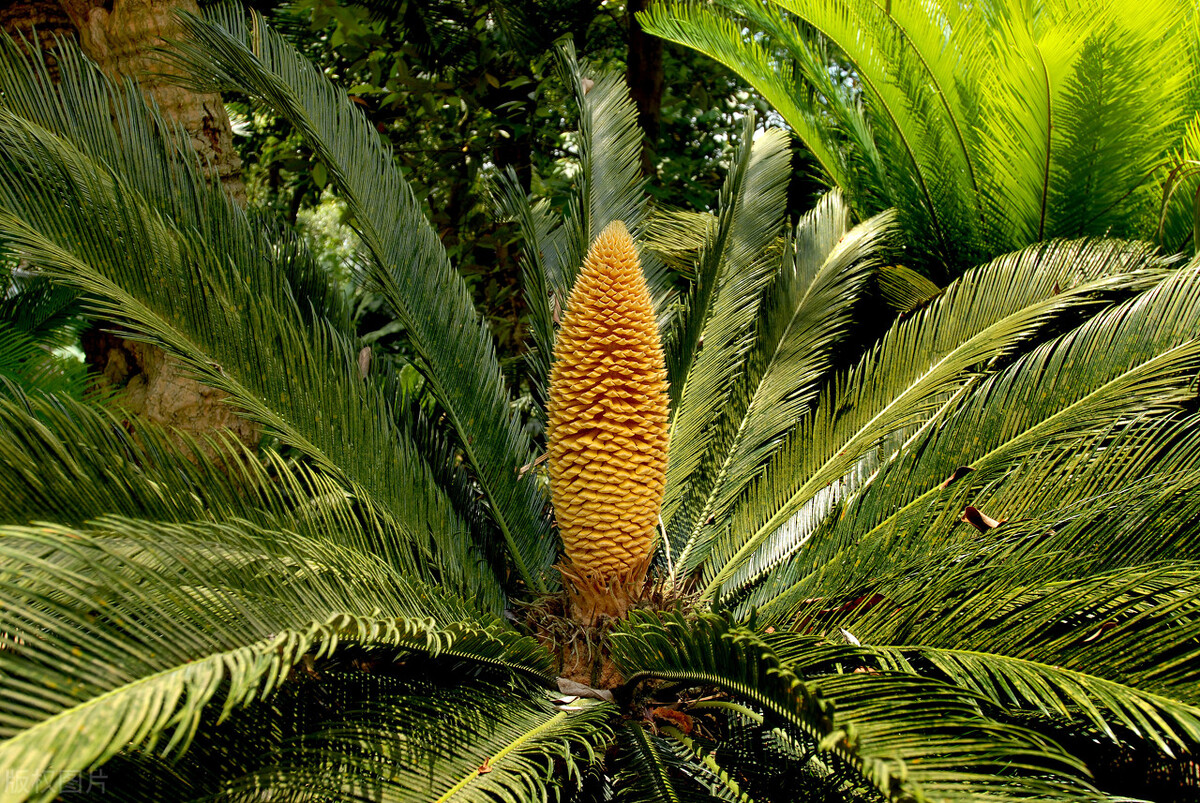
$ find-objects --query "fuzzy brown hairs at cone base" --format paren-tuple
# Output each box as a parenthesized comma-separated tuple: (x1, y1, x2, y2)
(548, 220, 669, 620)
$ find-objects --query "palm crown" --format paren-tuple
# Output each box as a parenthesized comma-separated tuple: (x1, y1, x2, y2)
(1, 4, 1200, 802)
(641, 0, 1200, 277)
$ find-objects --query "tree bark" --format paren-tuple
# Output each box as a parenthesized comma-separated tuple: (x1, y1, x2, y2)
(66, 0, 245, 203)
(0, 0, 76, 80)
(3, 0, 256, 450)
(625, 0, 663, 178)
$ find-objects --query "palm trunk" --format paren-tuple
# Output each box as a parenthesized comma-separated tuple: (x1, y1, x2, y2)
(4, 0, 256, 449)
(626, 0, 663, 178)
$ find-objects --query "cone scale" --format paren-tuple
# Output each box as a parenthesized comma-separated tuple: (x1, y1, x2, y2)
(548, 221, 669, 620)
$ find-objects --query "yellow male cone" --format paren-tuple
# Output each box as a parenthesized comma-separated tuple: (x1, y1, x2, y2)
(548, 221, 669, 619)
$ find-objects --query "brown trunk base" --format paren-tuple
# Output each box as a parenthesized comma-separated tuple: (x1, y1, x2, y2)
(528, 593, 625, 690)
(82, 328, 258, 455)
(558, 552, 654, 628)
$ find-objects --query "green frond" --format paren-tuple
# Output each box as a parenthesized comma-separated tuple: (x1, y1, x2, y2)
(492, 168, 564, 411)
(748, 410, 1200, 621)
(494, 46, 674, 414)
(761, 631, 1200, 765)
(0, 388, 287, 526)
(701, 238, 1171, 600)
(0, 390, 499, 599)
(613, 723, 686, 803)
(663, 121, 792, 540)
(613, 720, 764, 803)
(0, 326, 84, 398)
(877, 561, 1200, 698)
(642, 209, 717, 281)
(644, 0, 1200, 271)
(871, 647, 1200, 757)
(165, 6, 554, 591)
(553, 42, 653, 289)
(876, 265, 942, 314)
(0, 34, 504, 606)
(611, 612, 1096, 802)
(668, 194, 891, 582)
(0, 519, 549, 803)
(638, 2, 849, 192)
(657, 726, 760, 803)
(214, 678, 612, 803)
(1161, 111, 1200, 254)
(0, 250, 85, 398)
(752, 525, 1200, 734)
(764, 0, 983, 262)
(738, 256, 1200, 608)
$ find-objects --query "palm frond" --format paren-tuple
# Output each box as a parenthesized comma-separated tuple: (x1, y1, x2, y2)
(876, 265, 941, 314)
(642, 209, 717, 281)
(494, 46, 673, 416)
(0, 36, 502, 605)
(553, 42, 656, 291)
(0, 388, 284, 527)
(737, 256, 1200, 607)
(748, 409, 1200, 622)
(662, 121, 792, 537)
(0, 390, 495, 596)
(700, 238, 1171, 599)
(763, 631, 1200, 764)
(217, 678, 612, 803)
(0, 518, 550, 803)
(1046, 8, 1189, 241)
(668, 194, 891, 582)
(664, 118, 790, 404)
(761, 0, 983, 263)
(637, 2, 849, 193)
(0, 325, 84, 397)
(751, 505, 1200, 740)
(611, 612, 1096, 802)
(612, 723, 687, 803)
(166, 6, 554, 591)
(872, 646, 1200, 757)
(657, 726, 760, 803)
(643, 0, 1200, 272)
(613, 720, 759, 803)
(871, 561, 1200, 702)
(493, 168, 564, 412)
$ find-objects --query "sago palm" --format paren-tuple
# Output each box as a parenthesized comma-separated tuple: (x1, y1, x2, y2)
(1, 5, 1199, 801)
(640, 0, 1200, 278)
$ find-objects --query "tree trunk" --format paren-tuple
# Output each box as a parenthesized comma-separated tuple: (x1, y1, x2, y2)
(626, 0, 663, 178)
(0, 0, 76, 80)
(3, 0, 257, 450)
(68, 0, 245, 203)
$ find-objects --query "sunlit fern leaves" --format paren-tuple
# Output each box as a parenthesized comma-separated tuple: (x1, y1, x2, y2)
(698, 238, 1173, 600)
(666, 193, 892, 582)
(166, 6, 555, 592)
(641, 0, 1200, 273)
